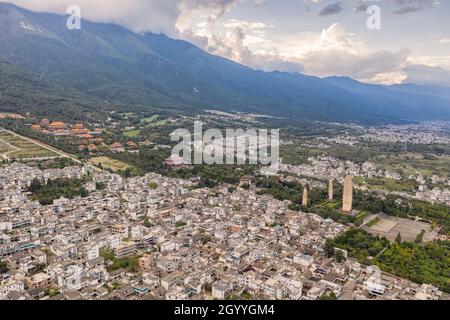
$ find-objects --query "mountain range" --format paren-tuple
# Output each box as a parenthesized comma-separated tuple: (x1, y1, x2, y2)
(0, 2, 449, 125)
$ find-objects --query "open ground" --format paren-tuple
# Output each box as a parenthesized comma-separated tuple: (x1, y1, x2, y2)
(362, 213, 438, 243)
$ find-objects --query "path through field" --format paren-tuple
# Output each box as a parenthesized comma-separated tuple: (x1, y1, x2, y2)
(0, 127, 79, 162)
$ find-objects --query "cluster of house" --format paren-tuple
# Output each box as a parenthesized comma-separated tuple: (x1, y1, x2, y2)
(415, 187, 450, 206)
(108, 141, 140, 154)
(386, 173, 450, 207)
(29, 119, 159, 155)
(280, 155, 450, 207)
(107, 140, 171, 154)
(322, 136, 359, 147)
(30, 120, 104, 152)
(31, 119, 103, 138)
(280, 156, 400, 183)
(0, 162, 446, 300)
(362, 123, 450, 145)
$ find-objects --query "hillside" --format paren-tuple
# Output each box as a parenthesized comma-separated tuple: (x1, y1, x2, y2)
(0, 2, 449, 124)
(0, 60, 112, 122)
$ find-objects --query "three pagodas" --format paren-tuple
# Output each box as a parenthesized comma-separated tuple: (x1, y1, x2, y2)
(302, 175, 353, 213)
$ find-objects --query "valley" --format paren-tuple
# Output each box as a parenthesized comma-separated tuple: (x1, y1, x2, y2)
(0, 1, 448, 303)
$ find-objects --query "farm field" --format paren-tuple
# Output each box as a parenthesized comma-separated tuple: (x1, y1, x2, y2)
(123, 129, 141, 138)
(141, 115, 170, 128)
(89, 156, 129, 172)
(375, 153, 450, 178)
(140, 115, 160, 124)
(354, 176, 418, 192)
(0, 129, 59, 160)
(145, 119, 169, 128)
(122, 115, 169, 137)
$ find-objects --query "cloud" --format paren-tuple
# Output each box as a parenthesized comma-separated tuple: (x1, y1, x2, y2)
(4, 0, 447, 86)
(393, 0, 440, 14)
(393, 6, 421, 14)
(267, 23, 410, 84)
(353, 3, 371, 12)
(6, 0, 173, 34)
(319, 2, 343, 16)
(183, 18, 305, 73)
(174, 18, 411, 83)
(6, 0, 304, 73)
(5, 0, 239, 36)
(176, 0, 238, 32)
(404, 64, 450, 86)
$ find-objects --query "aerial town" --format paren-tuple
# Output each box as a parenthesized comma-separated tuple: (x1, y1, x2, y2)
(1, 0, 450, 309)
(280, 156, 450, 207)
(0, 159, 447, 301)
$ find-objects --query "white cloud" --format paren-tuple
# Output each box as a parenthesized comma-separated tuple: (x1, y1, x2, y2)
(7, 0, 181, 35)
(182, 18, 305, 73)
(5, 0, 448, 86)
(408, 55, 450, 70)
(393, 0, 440, 14)
(404, 64, 450, 86)
(183, 20, 412, 83)
(6, 0, 240, 36)
(300, 24, 410, 83)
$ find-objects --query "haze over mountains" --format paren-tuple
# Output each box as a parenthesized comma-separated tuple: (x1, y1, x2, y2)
(0, 2, 449, 125)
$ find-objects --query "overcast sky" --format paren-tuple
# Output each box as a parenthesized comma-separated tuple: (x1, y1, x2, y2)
(6, 0, 450, 86)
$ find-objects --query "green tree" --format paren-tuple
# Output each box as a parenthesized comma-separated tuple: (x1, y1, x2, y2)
(100, 247, 115, 261)
(395, 233, 402, 244)
(0, 260, 9, 274)
(319, 292, 337, 300)
(324, 239, 335, 257)
(176, 221, 187, 228)
(335, 250, 345, 263)
(95, 182, 106, 190)
(47, 288, 60, 297)
(148, 181, 158, 190)
(29, 178, 42, 193)
(415, 230, 425, 244)
(144, 218, 153, 228)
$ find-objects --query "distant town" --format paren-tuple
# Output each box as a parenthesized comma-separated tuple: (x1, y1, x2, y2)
(0, 0, 449, 307)
(0, 120, 449, 300)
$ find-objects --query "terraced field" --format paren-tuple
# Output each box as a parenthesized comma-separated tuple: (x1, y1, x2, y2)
(0, 129, 59, 160)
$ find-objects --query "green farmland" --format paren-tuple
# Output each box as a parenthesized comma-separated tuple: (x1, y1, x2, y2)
(0, 129, 59, 160)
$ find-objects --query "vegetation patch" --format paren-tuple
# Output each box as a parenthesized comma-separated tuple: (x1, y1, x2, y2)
(28, 177, 89, 205)
(355, 176, 418, 192)
(123, 129, 141, 138)
(144, 119, 169, 128)
(376, 153, 450, 178)
(89, 156, 130, 172)
(140, 115, 160, 124)
(331, 229, 450, 293)
(0, 129, 58, 159)
(0, 260, 9, 274)
(367, 217, 381, 228)
(100, 248, 140, 273)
